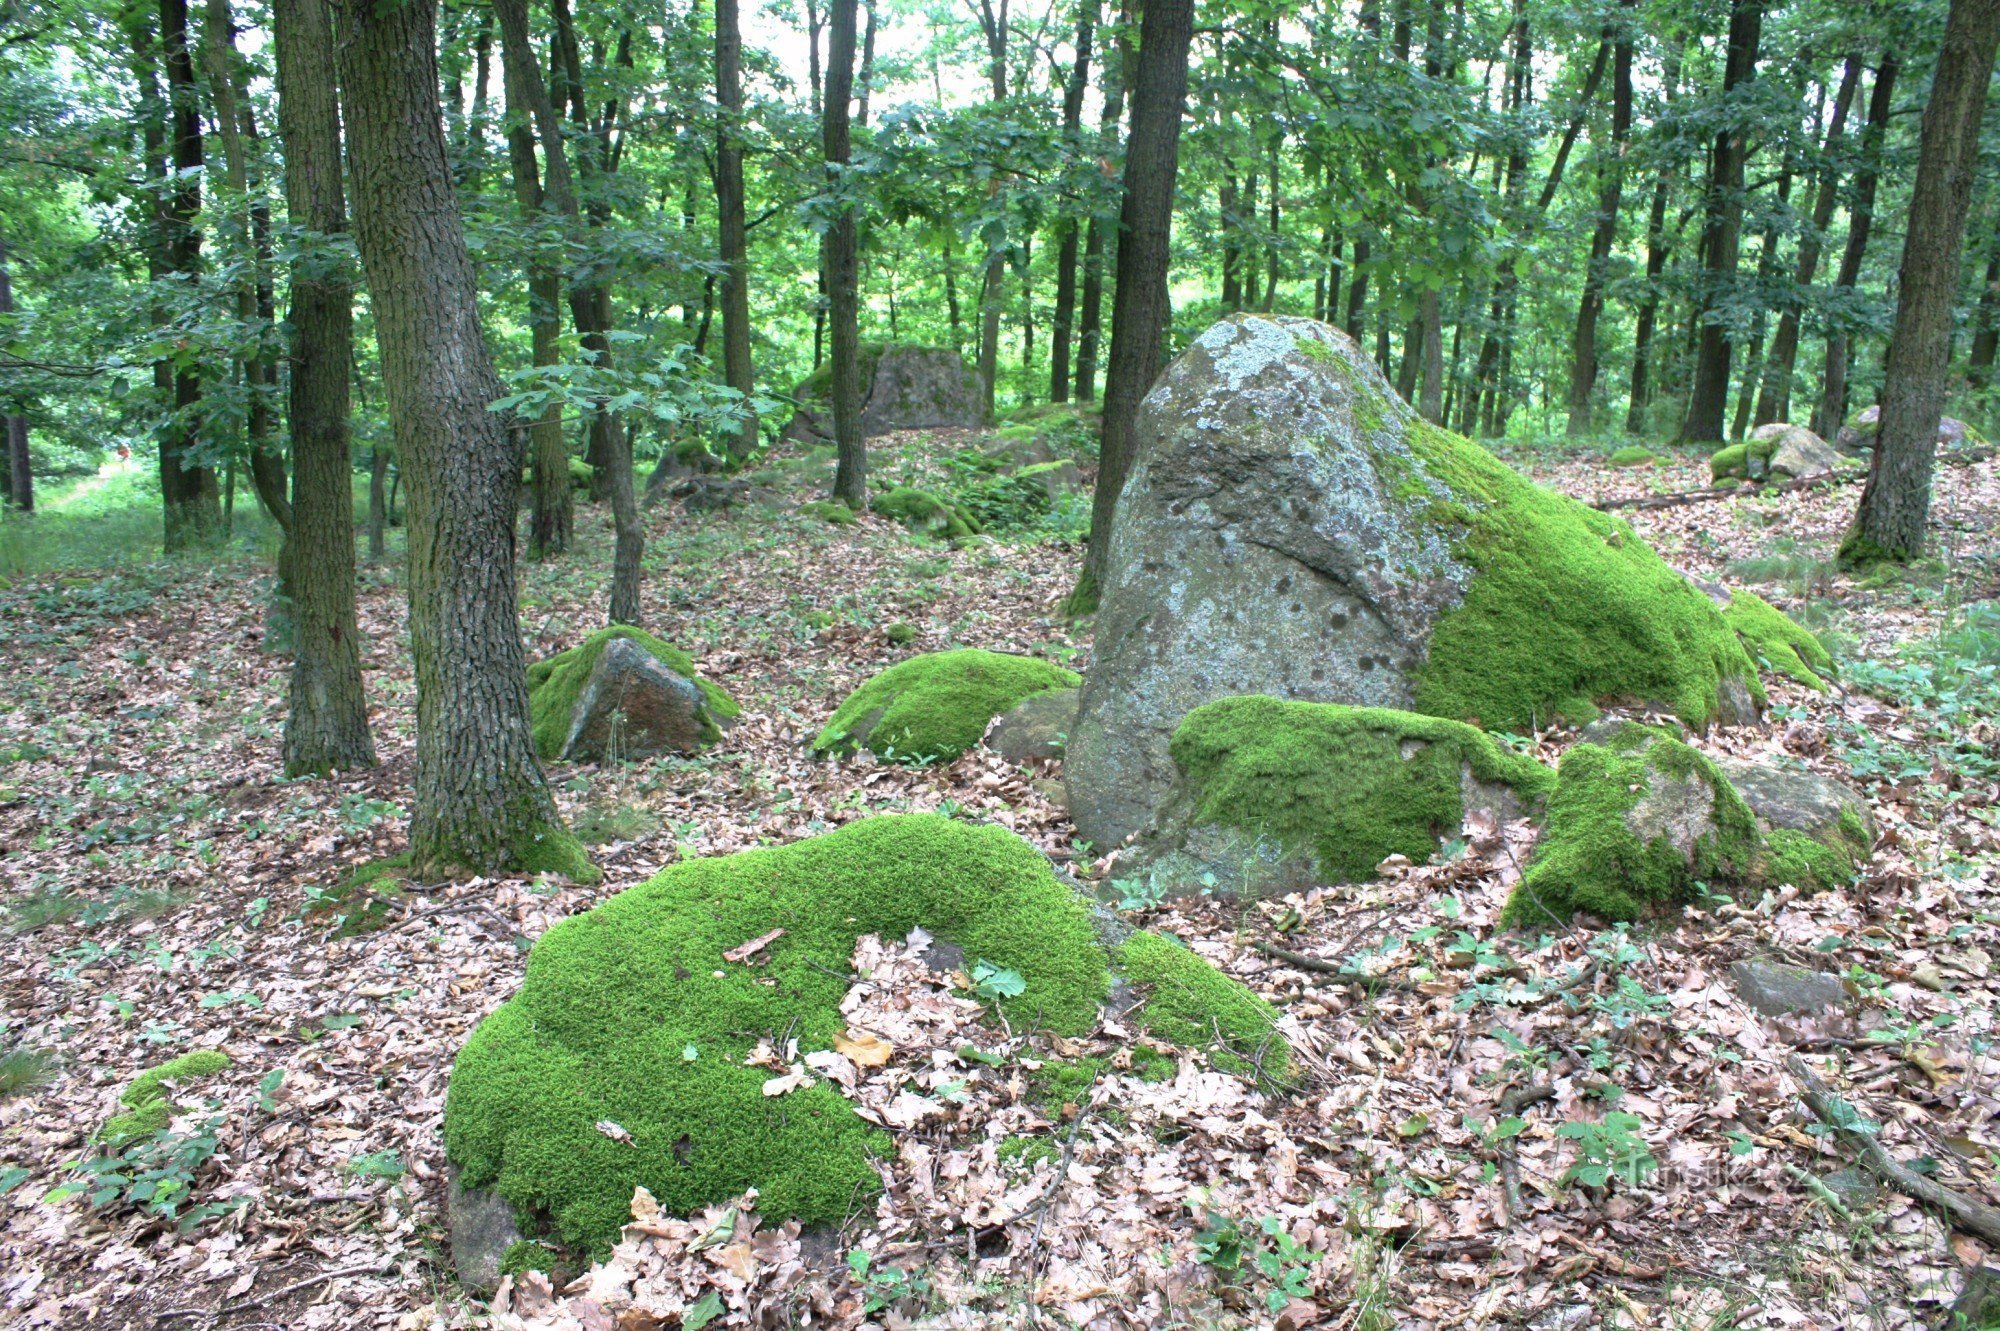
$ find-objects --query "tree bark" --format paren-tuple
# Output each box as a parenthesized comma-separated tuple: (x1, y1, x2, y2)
(1565, 2, 1633, 435)
(274, 0, 375, 777)
(330, 0, 587, 878)
(1078, 0, 1194, 604)
(1625, 41, 1683, 434)
(1967, 240, 2000, 389)
(1074, 11, 1128, 403)
(1843, 0, 2000, 564)
(159, 0, 220, 549)
(823, 0, 865, 508)
(0, 234, 34, 513)
(715, 0, 758, 459)
(1418, 288, 1444, 422)
(1679, 0, 1762, 444)
(1048, 0, 1096, 403)
(1755, 55, 1860, 425)
(1812, 52, 1899, 440)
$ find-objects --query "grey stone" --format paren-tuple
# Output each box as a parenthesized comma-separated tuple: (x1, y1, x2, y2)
(1715, 757, 1875, 851)
(448, 1165, 523, 1295)
(561, 636, 733, 763)
(1747, 423, 1846, 479)
(1066, 314, 1763, 849)
(783, 346, 984, 443)
(1729, 959, 1849, 1018)
(983, 688, 1080, 766)
(1833, 404, 1983, 458)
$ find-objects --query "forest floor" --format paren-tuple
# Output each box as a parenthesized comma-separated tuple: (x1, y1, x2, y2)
(2, 430, 1999, 1331)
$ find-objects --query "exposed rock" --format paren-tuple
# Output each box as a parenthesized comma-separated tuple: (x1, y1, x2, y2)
(1067, 314, 1763, 849)
(528, 628, 740, 763)
(1118, 696, 1553, 902)
(1715, 757, 1875, 850)
(449, 1165, 523, 1295)
(1749, 423, 1846, 478)
(1729, 958, 1849, 1018)
(1834, 404, 1987, 457)
(782, 344, 984, 443)
(983, 687, 1079, 766)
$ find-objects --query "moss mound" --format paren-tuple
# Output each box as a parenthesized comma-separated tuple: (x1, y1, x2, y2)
(1115, 931, 1287, 1081)
(1724, 590, 1833, 691)
(812, 649, 1080, 763)
(1403, 420, 1761, 730)
(444, 814, 1282, 1253)
(1503, 725, 1760, 927)
(1168, 695, 1554, 884)
(102, 1050, 230, 1146)
(874, 487, 981, 542)
(1608, 445, 1659, 468)
(1760, 827, 1857, 891)
(1709, 441, 1773, 482)
(797, 499, 857, 526)
(526, 627, 740, 762)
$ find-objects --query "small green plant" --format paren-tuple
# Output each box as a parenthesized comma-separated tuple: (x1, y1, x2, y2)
(970, 960, 1026, 1000)
(53, 1114, 239, 1229)
(845, 1249, 931, 1314)
(1556, 1111, 1657, 1189)
(1192, 1208, 1324, 1310)
(0, 1045, 57, 1098)
(345, 1148, 405, 1180)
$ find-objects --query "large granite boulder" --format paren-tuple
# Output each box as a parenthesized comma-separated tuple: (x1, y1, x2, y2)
(1834, 404, 1988, 456)
(1066, 315, 1762, 850)
(782, 344, 984, 443)
(527, 628, 740, 763)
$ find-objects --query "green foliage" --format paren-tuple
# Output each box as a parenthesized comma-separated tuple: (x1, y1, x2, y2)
(1403, 421, 1761, 731)
(1725, 590, 1835, 692)
(0, 1045, 56, 1098)
(1557, 1111, 1658, 1190)
(872, 486, 981, 542)
(1168, 695, 1553, 884)
(526, 626, 740, 761)
(100, 1050, 230, 1148)
(1503, 725, 1760, 926)
(846, 1248, 932, 1315)
(1838, 603, 2000, 785)
(60, 1110, 239, 1229)
(1192, 1208, 1325, 1312)
(811, 648, 1079, 763)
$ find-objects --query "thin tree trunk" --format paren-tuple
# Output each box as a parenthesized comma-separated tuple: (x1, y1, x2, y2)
(1813, 53, 1899, 440)
(824, 0, 865, 508)
(1075, 11, 1127, 403)
(1565, 2, 1633, 435)
(1679, 0, 1763, 443)
(1418, 289, 1444, 421)
(716, 0, 758, 459)
(1262, 133, 1280, 311)
(1048, 0, 1096, 403)
(159, 0, 220, 549)
(1967, 242, 2000, 389)
(1078, 0, 1193, 605)
(0, 234, 33, 513)
(502, 70, 571, 559)
(1756, 55, 1860, 425)
(973, 0, 1010, 419)
(331, 0, 587, 878)
(1844, 0, 2000, 564)
(274, 0, 375, 777)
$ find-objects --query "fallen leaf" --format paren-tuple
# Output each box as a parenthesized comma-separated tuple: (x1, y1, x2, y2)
(834, 1029, 894, 1067)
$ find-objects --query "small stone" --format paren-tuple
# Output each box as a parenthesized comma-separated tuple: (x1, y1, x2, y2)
(983, 688, 1080, 766)
(1730, 959, 1849, 1018)
(448, 1165, 523, 1295)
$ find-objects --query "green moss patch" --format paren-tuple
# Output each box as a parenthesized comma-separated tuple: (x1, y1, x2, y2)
(102, 1050, 230, 1146)
(1503, 726, 1760, 927)
(1725, 590, 1834, 692)
(444, 814, 1282, 1254)
(1115, 931, 1289, 1083)
(309, 855, 411, 937)
(1168, 695, 1554, 884)
(1608, 445, 1659, 468)
(812, 649, 1080, 763)
(874, 487, 981, 542)
(1760, 828, 1857, 892)
(1405, 421, 1761, 731)
(797, 499, 857, 526)
(526, 627, 740, 762)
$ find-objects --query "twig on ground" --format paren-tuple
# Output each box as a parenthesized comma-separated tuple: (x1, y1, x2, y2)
(1250, 938, 1412, 990)
(1786, 1053, 2000, 1247)
(1593, 469, 1855, 513)
(153, 1261, 392, 1323)
(1494, 1081, 1555, 1227)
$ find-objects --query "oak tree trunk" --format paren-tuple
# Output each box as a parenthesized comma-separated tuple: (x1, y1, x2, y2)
(823, 0, 866, 508)
(1679, 0, 1762, 443)
(1565, 5, 1633, 435)
(1048, 0, 1096, 403)
(1812, 53, 1899, 439)
(159, 0, 220, 548)
(716, 0, 759, 459)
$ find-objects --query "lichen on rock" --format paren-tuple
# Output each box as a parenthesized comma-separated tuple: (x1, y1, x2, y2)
(442, 814, 1285, 1254)
(813, 648, 1081, 764)
(1120, 695, 1552, 900)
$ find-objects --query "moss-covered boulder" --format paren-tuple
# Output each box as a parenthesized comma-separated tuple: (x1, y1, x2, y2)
(781, 344, 984, 444)
(1725, 590, 1834, 691)
(1120, 696, 1553, 900)
(796, 498, 857, 526)
(528, 628, 739, 763)
(1068, 314, 1762, 849)
(813, 649, 1080, 763)
(1504, 724, 1761, 926)
(1711, 425, 1845, 483)
(442, 814, 1285, 1254)
(1717, 756, 1873, 891)
(1608, 445, 1659, 468)
(101, 1050, 230, 1146)
(874, 486, 982, 542)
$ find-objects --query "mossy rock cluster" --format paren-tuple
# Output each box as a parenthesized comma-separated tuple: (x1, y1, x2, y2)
(1503, 724, 1761, 926)
(1124, 695, 1554, 900)
(956, 462, 1078, 534)
(1724, 590, 1834, 691)
(1709, 439, 1778, 484)
(812, 648, 1081, 764)
(443, 814, 1286, 1253)
(526, 627, 740, 762)
(101, 1050, 230, 1146)
(874, 486, 981, 542)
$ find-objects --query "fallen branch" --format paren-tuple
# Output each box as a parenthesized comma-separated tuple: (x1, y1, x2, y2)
(1250, 938, 1412, 991)
(1593, 468, 1854, 513)
(153, 1261, 391, 1323)
(1494, 1081, 1555, 1228)
(1785, 1054, 2000, 1247)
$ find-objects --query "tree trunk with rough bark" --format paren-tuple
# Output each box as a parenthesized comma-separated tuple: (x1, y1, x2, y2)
(331, 0, 589, 879)
(1048, 0, 1096, 403)
(1813, 52, 1898, 440)
(824, 0, 865, 508)
(1074, 11, 1127, 403)
(0, 234, 34, 513)
(1565, 4, 1633, 435)
(1078, 0, 1193, 606)
(1843, 0, 2000, 565)
(274, 0, 375, 778)
(716, 0, 758, 459)
(159, 0, 220, 549)
(1679, 0, 1762, 443)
